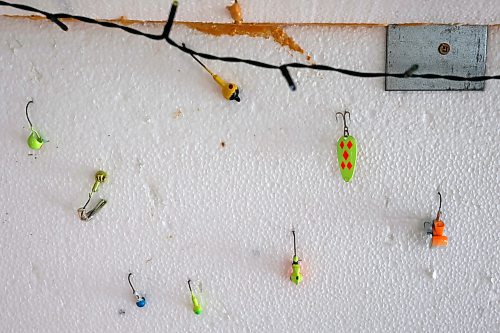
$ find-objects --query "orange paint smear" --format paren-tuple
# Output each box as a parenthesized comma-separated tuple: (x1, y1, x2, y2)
(8, 14, 496, 60)
(180, 22, 306, 55)
(3, 15, 499, 28)
(2, 14, 309, 57)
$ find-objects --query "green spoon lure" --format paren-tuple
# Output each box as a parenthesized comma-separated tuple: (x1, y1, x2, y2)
(336, 111, 357, 182)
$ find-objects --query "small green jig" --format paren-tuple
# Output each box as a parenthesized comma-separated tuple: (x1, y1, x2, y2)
(290, 230, 303, 285)
(25, 100, 45, 150)
(188, 279, 203, 315)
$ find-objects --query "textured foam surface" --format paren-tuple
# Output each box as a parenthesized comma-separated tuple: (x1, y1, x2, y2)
(0, 16, 499, 333)
(0, 0, 500, 24)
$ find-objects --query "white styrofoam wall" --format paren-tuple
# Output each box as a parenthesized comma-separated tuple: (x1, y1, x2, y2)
(0, 0, 499, 24)
(0, 11, 499, 333)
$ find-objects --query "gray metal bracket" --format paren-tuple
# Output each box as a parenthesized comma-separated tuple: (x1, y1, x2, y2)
(385, 25, 487, 91)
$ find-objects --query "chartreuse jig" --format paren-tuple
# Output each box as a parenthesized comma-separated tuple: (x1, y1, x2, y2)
(25, 100, 45, 150)
(188, 279, 203, 315)
(336, 111, 357, 182)
(290, 230, 303, 285)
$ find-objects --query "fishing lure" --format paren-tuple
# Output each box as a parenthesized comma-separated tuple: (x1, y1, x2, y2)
(128, 273, 147, 307)
(25, 100, 45, 150)
(424, 192, 448, 247)
(77, 171, 107, 221)
(290, 230, 303, 285)
(336, 111, 357, 182)
(187, 51, 240, 102)
(188, 279, 203, 315)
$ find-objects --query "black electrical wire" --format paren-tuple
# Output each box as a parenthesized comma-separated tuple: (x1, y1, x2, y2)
(1, 0, 498, 91)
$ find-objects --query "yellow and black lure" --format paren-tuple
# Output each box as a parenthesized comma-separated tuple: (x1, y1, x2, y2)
(188, 53, 240, 102)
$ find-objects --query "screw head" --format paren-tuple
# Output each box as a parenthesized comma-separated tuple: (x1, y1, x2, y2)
(438, 43, 450, 55)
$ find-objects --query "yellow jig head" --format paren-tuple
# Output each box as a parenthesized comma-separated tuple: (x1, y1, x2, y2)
(188, 52, 240, 102)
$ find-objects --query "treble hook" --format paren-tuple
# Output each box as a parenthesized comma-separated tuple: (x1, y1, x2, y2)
(336, 110, 351, 137)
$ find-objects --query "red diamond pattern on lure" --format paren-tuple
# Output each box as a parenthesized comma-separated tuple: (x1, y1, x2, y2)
(347, 162, 352, 170)
(347, 141, 353, 149)
(341, 162, 346, 169)
(343, 150, 349, 160)
(340, 141, 344, 149)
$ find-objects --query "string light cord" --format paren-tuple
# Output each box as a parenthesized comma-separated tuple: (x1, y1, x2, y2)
(1, 0, 498, 91)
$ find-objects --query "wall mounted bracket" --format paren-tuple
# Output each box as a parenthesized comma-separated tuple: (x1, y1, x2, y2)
(385, 25, 487, 91)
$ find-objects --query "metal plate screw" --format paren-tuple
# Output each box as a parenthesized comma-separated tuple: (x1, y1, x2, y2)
(438, 43, 450, 55)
